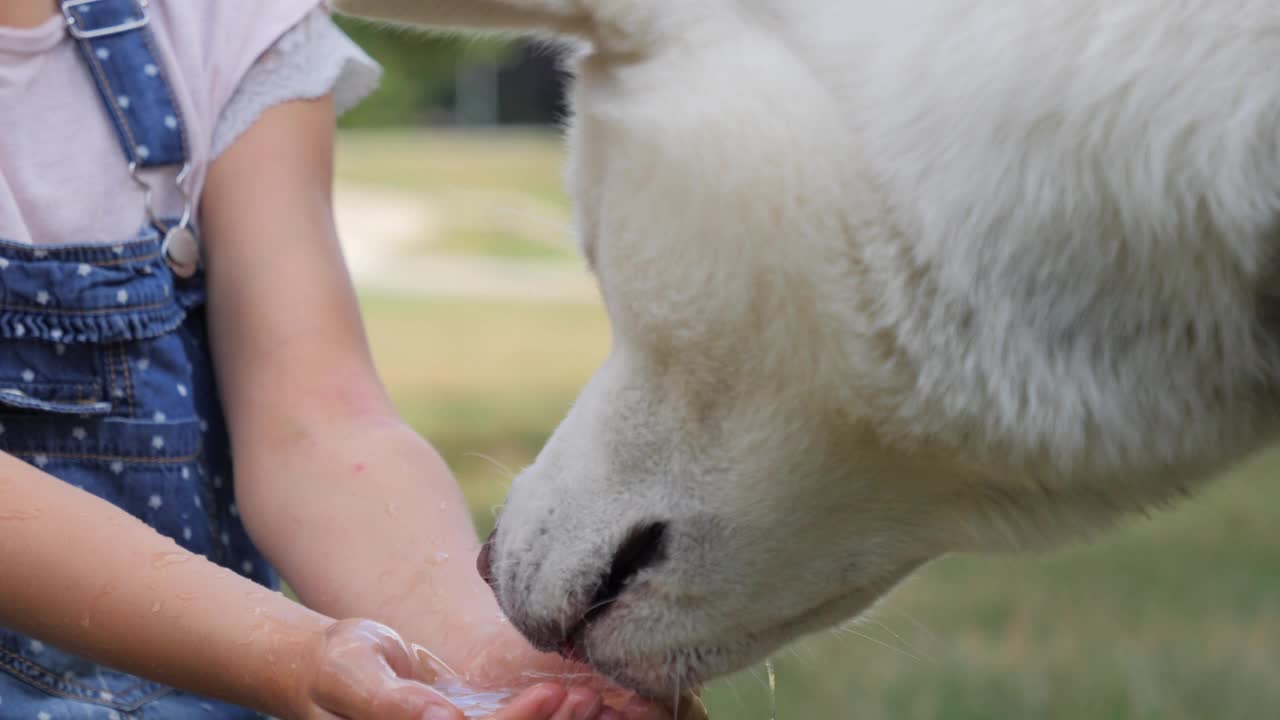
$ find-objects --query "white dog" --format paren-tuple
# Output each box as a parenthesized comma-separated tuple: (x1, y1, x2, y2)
(338, 0, 1280, 699)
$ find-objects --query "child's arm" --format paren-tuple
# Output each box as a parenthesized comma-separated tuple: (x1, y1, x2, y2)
(200, 95, 658, 720)
(0, 451, 504, 719)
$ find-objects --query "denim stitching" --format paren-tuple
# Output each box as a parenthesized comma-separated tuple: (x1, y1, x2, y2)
(0, 381, 98, 395)
(0, 645, 170, 711)
(105, 344, 119, 410)
(0, 301, 172, 315)
(120, 345, 136, 417)
(140, 21, 189, 166)
(74, 8, 143, 158)
(84, 252, 162, 267)
(10, 450, 200, 464)
(0, 249, 159, 265)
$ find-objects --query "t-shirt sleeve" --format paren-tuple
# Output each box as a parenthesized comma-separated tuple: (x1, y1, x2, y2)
(210, 8, 383, 160)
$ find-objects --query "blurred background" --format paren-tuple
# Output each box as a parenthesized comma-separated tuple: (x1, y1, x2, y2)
(332, 19, 1280, 720)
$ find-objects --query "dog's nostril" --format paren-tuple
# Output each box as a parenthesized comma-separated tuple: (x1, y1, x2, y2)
(477, 527, 498, 589)
(588, 522, 669, 615)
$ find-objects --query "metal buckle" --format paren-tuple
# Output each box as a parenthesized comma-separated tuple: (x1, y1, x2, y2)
(62, 0, 151, 40)
(128, 161, 194, 232)
(129, 162, 201, 277)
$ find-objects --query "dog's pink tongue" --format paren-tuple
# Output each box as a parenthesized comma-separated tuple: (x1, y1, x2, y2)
(557, 637, 585, 663)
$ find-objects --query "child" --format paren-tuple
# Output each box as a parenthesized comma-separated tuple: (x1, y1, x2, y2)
(0, 1, 661, 718)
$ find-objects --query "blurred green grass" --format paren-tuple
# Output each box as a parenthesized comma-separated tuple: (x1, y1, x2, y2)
(337, 129, 576, 262)
(344, 130, 1280, 719)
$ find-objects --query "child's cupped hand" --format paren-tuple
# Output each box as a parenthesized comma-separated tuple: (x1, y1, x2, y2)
(290, 617, 676, 720)
(426, 615, 690, 720)
(289, 618, 561, 720)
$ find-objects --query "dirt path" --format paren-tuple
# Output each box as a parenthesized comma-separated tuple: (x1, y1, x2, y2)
(333, 182, 599, 303)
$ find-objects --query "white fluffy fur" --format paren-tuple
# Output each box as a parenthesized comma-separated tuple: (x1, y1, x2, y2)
(339, 0, 1280, 696)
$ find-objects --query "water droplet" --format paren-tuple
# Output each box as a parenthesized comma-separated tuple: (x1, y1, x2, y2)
(385, 501, 399, 518)
(81, 582, 116, 628)
(151, 552, 190, 568)
(0, 508, 44, 521)
(151, 600, 163, 613)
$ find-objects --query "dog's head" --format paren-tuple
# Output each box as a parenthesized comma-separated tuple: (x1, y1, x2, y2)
(335, 0, 1158, 697)
(335, 0, 975, 695)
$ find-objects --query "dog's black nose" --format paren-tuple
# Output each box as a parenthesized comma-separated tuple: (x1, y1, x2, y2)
(589, 521, 669, 613)
(477, 526, 499, 588)
(546, 522, 670, 662)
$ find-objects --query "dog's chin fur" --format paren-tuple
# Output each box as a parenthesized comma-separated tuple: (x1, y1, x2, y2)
(338, 0, 1280, 695)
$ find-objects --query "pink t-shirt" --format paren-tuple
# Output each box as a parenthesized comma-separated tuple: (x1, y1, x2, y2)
(0, 0, 345, 245)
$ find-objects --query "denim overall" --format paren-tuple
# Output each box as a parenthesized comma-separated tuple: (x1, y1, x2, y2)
(0, 2, 276, 717)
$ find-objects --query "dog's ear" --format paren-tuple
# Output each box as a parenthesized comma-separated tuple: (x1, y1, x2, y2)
(332, 0, 591, 36)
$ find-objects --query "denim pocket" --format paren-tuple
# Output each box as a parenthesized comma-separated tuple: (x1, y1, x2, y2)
(0, 635, 173, 716)
(0, 342, 113, 417)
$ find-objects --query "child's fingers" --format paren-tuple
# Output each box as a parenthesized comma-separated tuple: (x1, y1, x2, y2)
(488, 683, 569, 720)
(546, 687, 604, 720)
(314, 664, 462, 720)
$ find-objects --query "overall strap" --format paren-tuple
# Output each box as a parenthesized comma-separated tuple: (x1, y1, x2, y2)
(60, 0, 201, 277)
(61, 0, 186, 169)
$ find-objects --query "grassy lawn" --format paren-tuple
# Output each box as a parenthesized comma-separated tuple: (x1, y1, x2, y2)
(336, 129, 577, 262)
(359, 290, 1280, 720)
(358, 293, 609, 514)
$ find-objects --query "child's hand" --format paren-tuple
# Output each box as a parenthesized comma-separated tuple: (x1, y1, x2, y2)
(292, 618, 572, 720)
(428, 615, 683, 720)
(291, 617, 448, 719)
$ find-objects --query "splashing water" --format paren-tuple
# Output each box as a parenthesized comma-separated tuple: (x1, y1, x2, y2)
(408, 644, 512, 718)
(433, 680, 512, 718)
(765, 658, 777, 720)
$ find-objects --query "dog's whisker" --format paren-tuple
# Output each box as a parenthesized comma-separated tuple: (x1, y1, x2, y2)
(857, 614, 935, 663)
(464, 451, 517, 479)
(579, 596, 617, 619)
(834, 623, 929, 664)
(891, 607, 943, 650)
